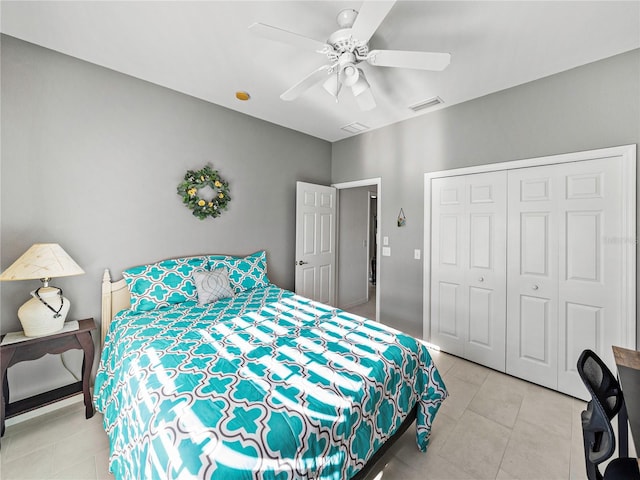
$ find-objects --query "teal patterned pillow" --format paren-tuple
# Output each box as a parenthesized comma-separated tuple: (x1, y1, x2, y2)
(123, 256, 207, 311)
(207, 251, 269, 294)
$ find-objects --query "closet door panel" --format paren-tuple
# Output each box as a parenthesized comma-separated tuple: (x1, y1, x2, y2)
(464, 171, 507, 371)
(557, 159, 622, 397)
(431, 176, 467, 356)
(507, 168, 558, 389)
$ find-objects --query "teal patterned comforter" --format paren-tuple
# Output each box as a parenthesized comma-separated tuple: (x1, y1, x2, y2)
(94, 285, 447, 479)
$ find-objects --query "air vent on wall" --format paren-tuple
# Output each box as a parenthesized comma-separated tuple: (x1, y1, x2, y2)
(409, 96, 444, 112)
(340, 122, 369, 134)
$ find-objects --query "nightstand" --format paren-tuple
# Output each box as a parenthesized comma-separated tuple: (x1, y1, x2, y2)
(0, 318, 96, 436)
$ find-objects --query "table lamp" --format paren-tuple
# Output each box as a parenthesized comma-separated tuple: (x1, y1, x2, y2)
(0, 243, 85, 337)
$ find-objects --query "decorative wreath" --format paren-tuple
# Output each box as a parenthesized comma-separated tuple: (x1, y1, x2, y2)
(177, 165, 231, 220)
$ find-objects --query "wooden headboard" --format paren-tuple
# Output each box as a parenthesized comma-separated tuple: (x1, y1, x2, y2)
(101, 269, 131, 345)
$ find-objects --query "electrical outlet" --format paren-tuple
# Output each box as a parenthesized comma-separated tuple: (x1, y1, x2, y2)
(414, 249, 421, 260)
(382, 247, 391, 257)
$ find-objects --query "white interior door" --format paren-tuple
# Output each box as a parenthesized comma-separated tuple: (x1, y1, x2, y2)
(431, 172, 507, 370)
(295, 181, 336, 305)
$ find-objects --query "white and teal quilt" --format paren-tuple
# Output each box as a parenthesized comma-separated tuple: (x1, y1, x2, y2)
(94, 285, 447, 479)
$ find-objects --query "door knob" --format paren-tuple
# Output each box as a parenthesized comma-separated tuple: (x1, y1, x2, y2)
(532, 284, 539, 290)
(297, 260, 308, 266)
(478, 276, 485, 282)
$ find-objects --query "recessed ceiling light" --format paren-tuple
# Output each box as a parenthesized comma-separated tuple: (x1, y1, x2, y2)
(235, 91, 251, 101)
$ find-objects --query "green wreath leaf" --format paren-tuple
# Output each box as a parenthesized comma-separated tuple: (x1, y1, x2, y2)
(177, 165, 231, 220)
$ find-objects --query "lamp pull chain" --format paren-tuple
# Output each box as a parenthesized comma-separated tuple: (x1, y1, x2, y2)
(32, 287, 64, 318)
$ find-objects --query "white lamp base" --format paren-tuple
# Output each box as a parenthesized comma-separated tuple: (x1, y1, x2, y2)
(17, 287, 70, 337)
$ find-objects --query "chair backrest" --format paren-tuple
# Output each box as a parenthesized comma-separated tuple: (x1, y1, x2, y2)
(581, 392, 617, 480)
(577, 349, 624, 420)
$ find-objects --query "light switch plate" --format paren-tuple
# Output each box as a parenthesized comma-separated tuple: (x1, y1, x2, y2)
(382, 247, 391, 257)
(383, 236, 389, 246)
(414, 249, 421, 260)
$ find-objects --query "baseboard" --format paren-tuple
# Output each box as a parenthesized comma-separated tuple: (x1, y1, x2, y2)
(4, 393, 83, 427)
(339, 298, 369, 310)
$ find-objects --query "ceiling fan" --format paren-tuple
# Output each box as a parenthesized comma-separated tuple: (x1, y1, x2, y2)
(249, 1, 451, 111)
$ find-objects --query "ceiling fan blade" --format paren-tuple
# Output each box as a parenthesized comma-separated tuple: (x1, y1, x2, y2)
(367, 49, 451, 71)
(249, 23, 327, 52)
(280, 64, 333, 101)
(350, 1, 396, 44)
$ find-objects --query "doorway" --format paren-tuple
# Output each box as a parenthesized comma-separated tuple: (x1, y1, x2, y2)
(334, 178, 381, 322)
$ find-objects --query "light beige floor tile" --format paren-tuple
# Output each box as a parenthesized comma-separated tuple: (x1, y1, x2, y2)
(517, 384, 574, 440)
(4, 408, 98, 461)
(363, 455, 426, 480)
(496, 469, 516, 479)
(4, 402, 85, 436)
(51, 457, 97, 480)
(446, 358, 492, 386)
(361, 420, 473, 480)
(1, 445, 55, 479)
(428, 350, 458, 376)
(437, 375, 480, 420)
(501, 417, 571, 480)
(52, 424, 111, 474)
(439, 410, 511, 479)
(422, 411, 457, 456)
(468, 372, 525, 428)
(569, 439, 587, 480)
(94, 448, 115, 480)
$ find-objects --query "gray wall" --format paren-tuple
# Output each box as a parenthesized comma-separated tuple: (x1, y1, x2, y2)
(1, 35, 331, 399)
(331, 49, 640, 341)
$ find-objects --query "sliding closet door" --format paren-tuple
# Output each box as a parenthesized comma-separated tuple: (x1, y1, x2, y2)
(507, 158, 624, 397)
(431, 172, 507, 370)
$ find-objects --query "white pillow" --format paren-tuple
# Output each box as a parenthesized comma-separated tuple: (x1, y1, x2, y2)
(193, 268, 234, 305)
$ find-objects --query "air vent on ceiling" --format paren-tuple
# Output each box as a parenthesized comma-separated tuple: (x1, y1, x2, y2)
(409, 96, 444, 112)
(340, 122, 370, 134)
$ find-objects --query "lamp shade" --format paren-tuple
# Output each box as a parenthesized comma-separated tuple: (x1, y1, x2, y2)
(0, 243, 85, 281)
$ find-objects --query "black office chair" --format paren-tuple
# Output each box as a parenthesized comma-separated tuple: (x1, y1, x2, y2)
(577, 349, 623, 415)
(577, 349, 639, 480)
(577, 349, 628, 456)
(579, 389, 640, 480)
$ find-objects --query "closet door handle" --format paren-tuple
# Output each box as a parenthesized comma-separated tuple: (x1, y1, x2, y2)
(297, 260, 308, 266)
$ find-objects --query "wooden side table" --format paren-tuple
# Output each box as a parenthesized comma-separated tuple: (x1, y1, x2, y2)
(0, 318, 96, 436)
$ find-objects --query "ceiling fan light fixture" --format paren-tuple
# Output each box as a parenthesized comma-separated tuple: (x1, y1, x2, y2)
(350, 69, 370, 97)
(354, 88, 376, 111)
(340, 63, 359, 87)
(336, 9, 358, 29)
(322, 73, 342, 99)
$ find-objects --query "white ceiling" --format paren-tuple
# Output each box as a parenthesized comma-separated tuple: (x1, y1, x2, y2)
(2, 1, 639, 142)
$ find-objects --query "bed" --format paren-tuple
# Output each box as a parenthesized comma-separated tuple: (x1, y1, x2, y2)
(94, 252, 447, 480)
